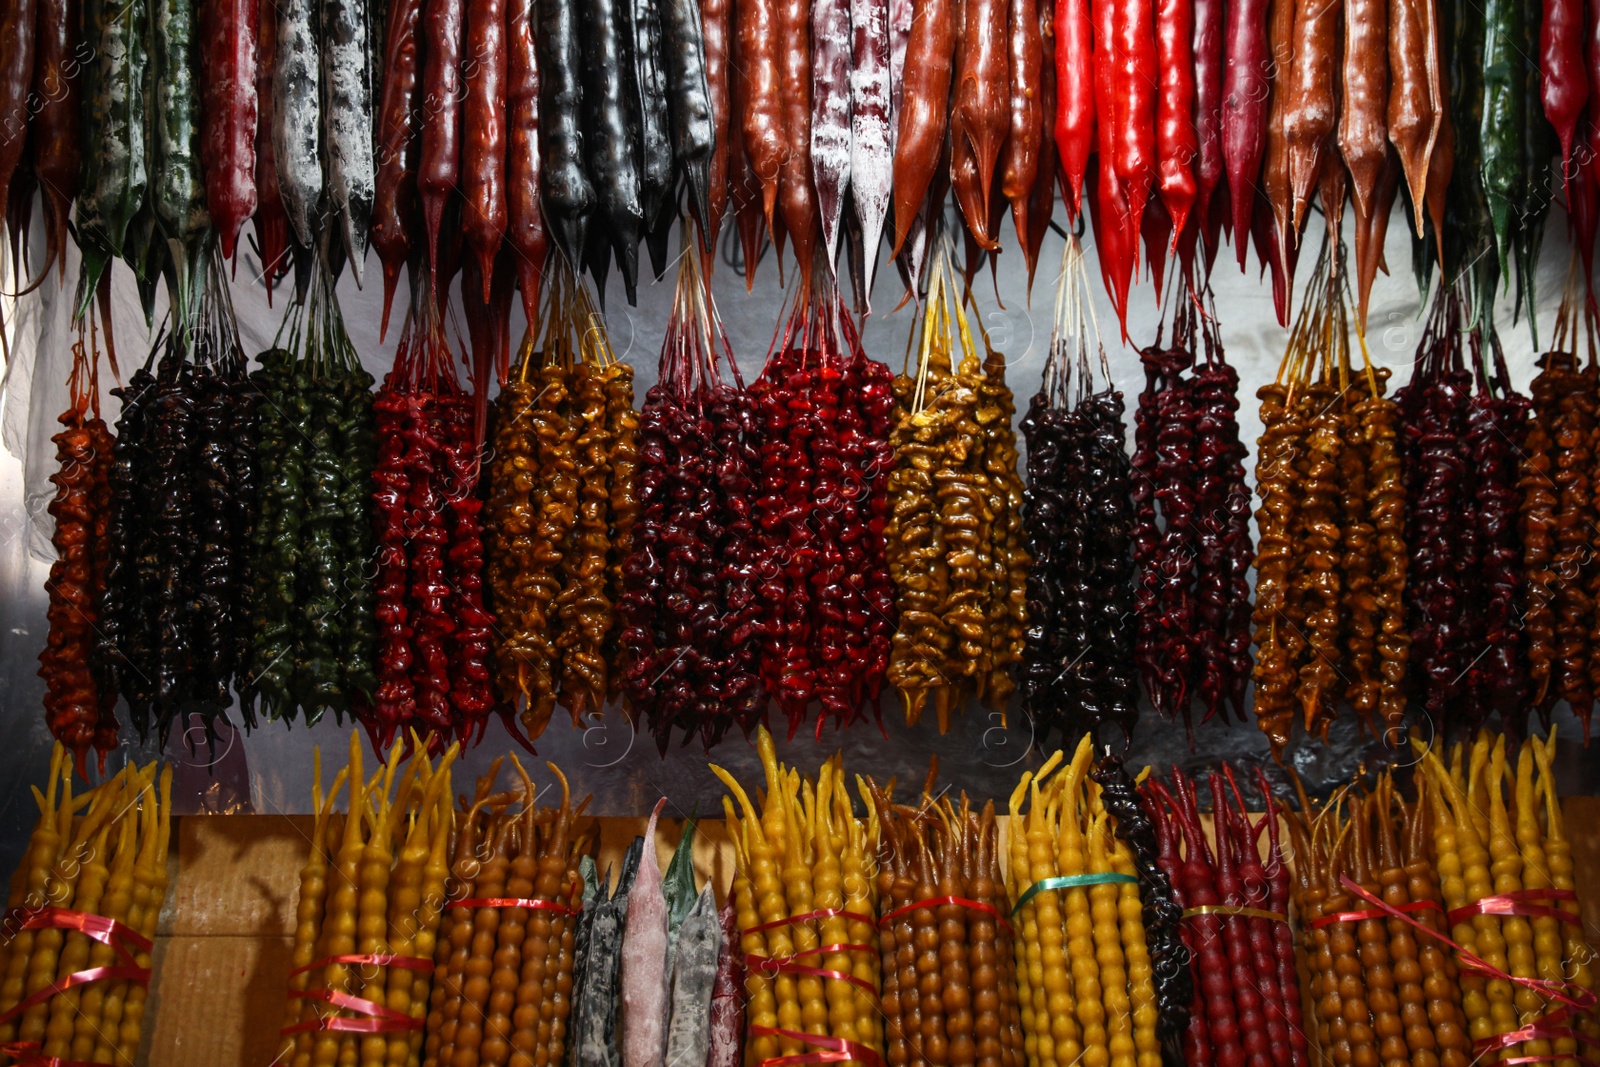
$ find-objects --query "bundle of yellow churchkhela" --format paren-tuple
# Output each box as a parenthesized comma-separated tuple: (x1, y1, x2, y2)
(1404, 732, 1600, 1066)
(1004, 736, 1162, 1067)
(711, 726, 883, 1067)
(1286, 771, 1473, 1067)
(862, 771, 1025, 1067)
(277, 732, 459, 1067)
(0, 746, 171, 1067)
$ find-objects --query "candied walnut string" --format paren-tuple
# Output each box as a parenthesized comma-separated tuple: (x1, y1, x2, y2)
(485, 261, 634, 742)
(1020, 238, 1136, 748)
(619, 244, 765, 749)
(97, 252, 266, 749)
(1250, 238, 1409, 754)
(1131, 288, 1254, 743)
(886, 246, 1029, 732)
(1396, 286, 1532, 737)
(41, 313, 118, 777)
(752, 275, 895, 736)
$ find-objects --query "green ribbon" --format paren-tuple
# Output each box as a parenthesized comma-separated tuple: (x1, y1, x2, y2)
(1011, 873, 1139, 915)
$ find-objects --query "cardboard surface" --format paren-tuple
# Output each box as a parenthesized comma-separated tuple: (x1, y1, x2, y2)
(143, 804, 1600, 1067)
(146, 936, 294, 1067)
(164, 815, 315, 939)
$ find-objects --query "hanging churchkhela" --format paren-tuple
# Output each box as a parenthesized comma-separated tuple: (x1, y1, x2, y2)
(1516, 280, 1599, 743)
(39, 315, 119, 777)
(884, 244, 1028, 732)
(99, 252, 262, 748)
(1019, 238, 1138, 747)
(370, 284, 497, 749)
(484, 261, 638, 741)
(749, 278, 895, 736)
(1131, 289, 1253, 744)
(1395, 287, 1530, 740)
(618, 243, 764, 751)
(240, 265, 378, 732)
(1250, 240, 1409, 756)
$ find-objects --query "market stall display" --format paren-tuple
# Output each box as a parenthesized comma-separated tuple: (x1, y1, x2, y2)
(0, 724, 1592, 1067)
(17, 0, 1600, 760)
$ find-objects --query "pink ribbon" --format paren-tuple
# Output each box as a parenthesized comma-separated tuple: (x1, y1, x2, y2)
(1306, 898, 1443, 930)
(452, 896, 581, 916)
(1, 1040, 126, 1067)
(744, 944, 880, 996)
(279, 987, 424, 1035)
(288, 953, 435, 979)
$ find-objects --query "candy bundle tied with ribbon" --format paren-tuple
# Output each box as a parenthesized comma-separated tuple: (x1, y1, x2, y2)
(0, 749, 170, 1067)
(1142, 761, 1307, 1067)
(867, 763, 1024, 1067)
(1007, 737, 1181, 1067)
(278, 732, 598, 1067)
(713, 727, 884, 1067)
(1282, 732, 1600, 1067)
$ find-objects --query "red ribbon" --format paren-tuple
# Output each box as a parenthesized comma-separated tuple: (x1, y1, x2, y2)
(875, 896, 1014, 936)
(452, 897, 580, 916)
(279, 987, 425, 1035)
(750, 1025, 886, 1067)
(1447, 888, 1583, 927)
(0, 907, 152, 957)
(1306, 898, 1443, 930)
(0, 908, 152, 1033)
(0, 1040, 123, 1067)
(744, 944, 880, 996)
(1468, 1005, 1600, 1066)
(281, 954, 437, 1034)
(1338, 876, 1598, 1014)
(289, 953, 435, 979)
(742, 909, 876, 936)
